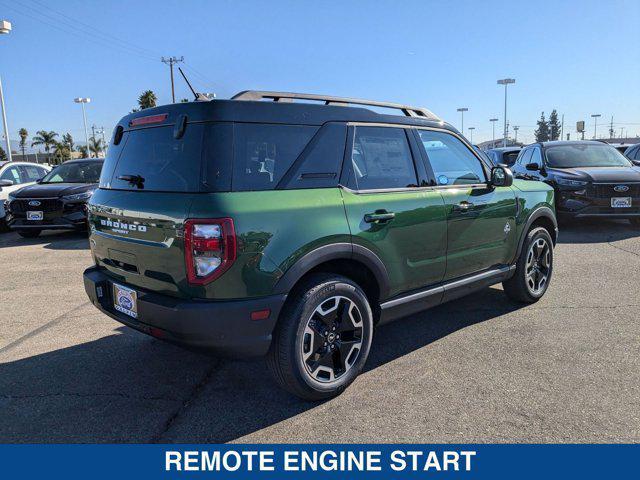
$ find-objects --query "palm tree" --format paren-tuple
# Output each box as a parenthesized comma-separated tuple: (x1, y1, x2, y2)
(76, 145, 88, 158)
(18, 128, 28, 156)
(89, 136, 104, 158)
(62, 133, 74, 153)
(31, 130, 58, 153)
(138, 90, 157, 110)
(52, 142, 70, 164)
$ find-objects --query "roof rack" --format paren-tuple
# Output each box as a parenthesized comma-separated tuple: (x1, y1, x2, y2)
(231, 90, 440, 120)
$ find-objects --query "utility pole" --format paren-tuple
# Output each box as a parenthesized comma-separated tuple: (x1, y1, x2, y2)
(457, 107, 468, 134)
(609, 116, 614, 139)
(497, 78, 515, 147)
(74, 97, 90, 158)
(91, 124, 96, 158)
(161, 56, 184, 103)
(591, 113, 601, 139)
(560, 114, 564, 141)
(489, 118, 498, 146)
(513, 125, 519, 144)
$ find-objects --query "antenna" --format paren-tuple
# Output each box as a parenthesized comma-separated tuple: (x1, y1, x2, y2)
(177, 67, 211, 102)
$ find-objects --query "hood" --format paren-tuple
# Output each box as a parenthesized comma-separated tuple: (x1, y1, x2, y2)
(548, 166, 640, 183)
(13, 182, 97, 198)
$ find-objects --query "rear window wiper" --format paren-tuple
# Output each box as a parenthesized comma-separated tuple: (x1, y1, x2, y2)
(117, 174, 145, 189)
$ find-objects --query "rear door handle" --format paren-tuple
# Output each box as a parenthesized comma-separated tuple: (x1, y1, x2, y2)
(364, 210, 395, 223)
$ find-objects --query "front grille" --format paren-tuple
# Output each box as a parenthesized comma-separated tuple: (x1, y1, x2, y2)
(10, 198, 62, 213)
(590, 183, 640, 198)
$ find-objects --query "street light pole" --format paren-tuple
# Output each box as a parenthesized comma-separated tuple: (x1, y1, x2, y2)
(1, 20, 13, 162)
(513, 126, 519, 143)
(457, 107, 468, 134)
(497, 78, 515, 147)
(468, 127, 475, 143)
(489, 118, 498, 146)
(591, 114, 601, 139)
(74, 97, 91, 158)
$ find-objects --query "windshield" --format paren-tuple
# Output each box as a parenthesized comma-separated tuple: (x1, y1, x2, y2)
(546, 144, 632, 168)
(41, 161, 103, 184)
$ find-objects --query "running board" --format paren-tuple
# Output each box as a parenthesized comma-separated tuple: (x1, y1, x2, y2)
(378, 265, 516, 325)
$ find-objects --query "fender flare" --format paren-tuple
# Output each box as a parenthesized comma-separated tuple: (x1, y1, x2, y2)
(274, 243, 390, 300)
(515, 206, 558, 260)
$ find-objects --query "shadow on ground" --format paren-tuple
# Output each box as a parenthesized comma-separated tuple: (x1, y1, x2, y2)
(557, 218, 639, 244)
(0, 287, 523, 443)
(0, 230, 89, 250)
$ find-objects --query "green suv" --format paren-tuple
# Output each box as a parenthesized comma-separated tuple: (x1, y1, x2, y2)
(83, 91, 557, 400)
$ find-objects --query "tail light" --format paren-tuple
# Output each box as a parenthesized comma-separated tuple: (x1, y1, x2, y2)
(184, 218, 236, 285)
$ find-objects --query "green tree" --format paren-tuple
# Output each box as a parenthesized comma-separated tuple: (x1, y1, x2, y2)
(89, 136, 104, 158)
(62, 132, 75, 153)
(549, 110, 561, 141)
(31, 130, 59, 153)
(534, 112, 550, 142)
(0, 145, 6, 161)
(138, 90, 157, 110)
(76, 145, 88, 158)
(52, 141, 71, 164)
(18, 128, 28, 156)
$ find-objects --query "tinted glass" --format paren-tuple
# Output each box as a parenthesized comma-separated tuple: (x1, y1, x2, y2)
(417, 130, 486, 185)
(233, 123, 317, 191)
(504, 151, 520, 166)
(351, 127, 417, 190)
(19, 165, 46, 182)
(545, 144, 632, 168)
(108, 125, 204, 192)
(530, 147, 543, 166)
(633, 147, 640, 161)
(0, 166, 21, 184)
(518, 148, 533, 165)
(41, 162, 102, 184)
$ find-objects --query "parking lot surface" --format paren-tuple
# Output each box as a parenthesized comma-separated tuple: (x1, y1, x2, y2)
(0, 220, 639, 443)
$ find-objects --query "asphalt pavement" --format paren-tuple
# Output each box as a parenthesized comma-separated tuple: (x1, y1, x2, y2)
(0, 219, 638, 443)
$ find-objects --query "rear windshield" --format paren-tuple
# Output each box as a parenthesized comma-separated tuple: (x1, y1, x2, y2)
(103, 125, 205, 192)
(545, 144, 632, 168)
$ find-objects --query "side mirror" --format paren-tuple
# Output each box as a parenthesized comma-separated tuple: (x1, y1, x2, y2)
(526, 162, 541, 171)
(491, 165, 513, 187)
(0, 179, 13, 191)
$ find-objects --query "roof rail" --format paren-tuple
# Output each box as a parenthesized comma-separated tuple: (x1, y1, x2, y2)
(231, 90, 440, 120)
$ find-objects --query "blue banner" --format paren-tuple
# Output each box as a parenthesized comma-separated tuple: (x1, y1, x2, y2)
(0, 444, 636, 479)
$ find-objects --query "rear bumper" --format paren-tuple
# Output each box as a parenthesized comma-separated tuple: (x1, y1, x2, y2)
(83, 266, 287, 357)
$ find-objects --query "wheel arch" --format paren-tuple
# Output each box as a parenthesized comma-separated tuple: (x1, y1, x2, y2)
(515, 206, 558, 260)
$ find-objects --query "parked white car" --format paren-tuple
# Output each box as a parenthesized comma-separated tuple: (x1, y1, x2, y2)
(0, 161, 51, 230)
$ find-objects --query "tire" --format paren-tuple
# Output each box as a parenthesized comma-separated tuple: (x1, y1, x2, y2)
(503, 226, 554, 303)
(0, 217, 9, 233)
(18, 229, 41, 238)
(267, 273, 374, 401)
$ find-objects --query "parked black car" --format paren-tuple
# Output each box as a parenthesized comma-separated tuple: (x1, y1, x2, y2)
(6, 158, 103, 237)
(623, 143, 640, 163)
(486, 147, 522, 167)
(511, 141, 640, 225)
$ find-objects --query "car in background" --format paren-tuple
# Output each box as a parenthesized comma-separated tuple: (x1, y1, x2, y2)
(0, 161, 50, 231)
(473, 145, 494, 165)
(622, 143, 640, 164)
(6, 158, 103, 237)
(511, 140, 640, 226)
(486, 147, 522, 167)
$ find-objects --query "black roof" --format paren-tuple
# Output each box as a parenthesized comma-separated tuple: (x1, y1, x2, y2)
(118, 91, 457, 134)
(64, 158, 104, 163)
(538, 140, 608, 148)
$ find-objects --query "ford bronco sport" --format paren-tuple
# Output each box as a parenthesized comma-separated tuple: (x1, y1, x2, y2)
(83, 91, 557, 400)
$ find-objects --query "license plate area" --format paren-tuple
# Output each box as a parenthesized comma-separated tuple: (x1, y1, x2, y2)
(113, 283, 138, 319)
(26, 211, 43, 220)
(611, 197, 632, 208)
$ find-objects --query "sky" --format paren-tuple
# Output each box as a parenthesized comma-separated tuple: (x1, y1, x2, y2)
(1, 0, 639, 152)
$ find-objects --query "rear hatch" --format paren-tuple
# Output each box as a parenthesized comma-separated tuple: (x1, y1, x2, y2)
(88, 112, 231, 298)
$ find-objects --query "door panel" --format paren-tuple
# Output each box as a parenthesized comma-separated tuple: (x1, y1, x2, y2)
(342, 188, 447, 296)
(439, 186, 518, 280)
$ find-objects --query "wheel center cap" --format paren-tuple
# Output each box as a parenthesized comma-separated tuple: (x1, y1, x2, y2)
(327, 332, 336, 343)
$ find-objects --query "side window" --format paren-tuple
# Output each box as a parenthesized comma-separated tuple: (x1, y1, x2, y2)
(417, 130, 486, 186)
(350, 126, 417, 190)
(518, 148, 533, 166)
(233, 123, 317, 191)
(19, 165, 44, 182)
(0, 166, 21, 184)
(280, 123, 347, 189)
(633, 147, 640, 161)
(530, 147, 543, 167)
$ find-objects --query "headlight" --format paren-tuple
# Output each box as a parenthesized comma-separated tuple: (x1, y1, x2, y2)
(556, 177, 588, 187)
(62, 191, 94, 202)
